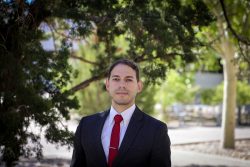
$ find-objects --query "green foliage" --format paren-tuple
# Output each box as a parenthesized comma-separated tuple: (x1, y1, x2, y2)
(200, 81, 250, 105)
(237, 81, 250, 105)
(190, 47, 223, 73)
(75, 81, 110, 116)
(0, 1, 79, 166)
(67, 0, 213, 86)
(200, 86, 223, 105)
(136, 85, 158, 115)
(141, 61, 168, 85)
(155, 70, 197, 108)
(69, 36, 110, 115)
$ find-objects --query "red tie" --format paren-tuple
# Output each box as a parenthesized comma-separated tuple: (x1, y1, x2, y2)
(108, 114, 123, 167)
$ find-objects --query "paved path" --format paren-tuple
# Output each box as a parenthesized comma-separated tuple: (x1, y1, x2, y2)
(168, 126, 250, 145)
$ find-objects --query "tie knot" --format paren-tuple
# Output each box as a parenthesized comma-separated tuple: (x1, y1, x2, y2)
(114, 114, 123, 124)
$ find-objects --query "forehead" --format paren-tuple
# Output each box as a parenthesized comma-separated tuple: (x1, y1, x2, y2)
(110, 64, 136, 77)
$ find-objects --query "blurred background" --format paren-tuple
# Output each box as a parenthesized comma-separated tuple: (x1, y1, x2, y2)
(0, 0, 250, 166)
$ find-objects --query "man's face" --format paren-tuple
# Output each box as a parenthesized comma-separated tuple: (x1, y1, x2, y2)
(106, 64, 142, 107)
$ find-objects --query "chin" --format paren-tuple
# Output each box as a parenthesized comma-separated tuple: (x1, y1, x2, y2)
(114, 100, 131, 106)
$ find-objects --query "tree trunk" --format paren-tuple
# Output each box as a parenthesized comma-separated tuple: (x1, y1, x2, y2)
(205, 0, 238, 149)
(221, 35, 237, 149)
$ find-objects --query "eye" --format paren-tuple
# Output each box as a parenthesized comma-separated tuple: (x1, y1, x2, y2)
(112, 78, 120, 81)
(126, 79, 133, 82)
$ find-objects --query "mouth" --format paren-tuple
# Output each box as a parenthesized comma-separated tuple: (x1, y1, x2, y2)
(116, 92, 128, 95)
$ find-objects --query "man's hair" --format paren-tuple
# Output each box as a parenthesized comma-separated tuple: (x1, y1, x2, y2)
(107, 59, 140, 81)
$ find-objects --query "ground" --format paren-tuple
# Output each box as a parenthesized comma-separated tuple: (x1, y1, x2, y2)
(8, 139, 249, 167)
(173, 139, 250, 160)
(1, 120, 249, 167)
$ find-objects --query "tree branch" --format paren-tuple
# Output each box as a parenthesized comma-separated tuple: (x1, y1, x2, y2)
(238, 42, 250, 64)
(219, 0, 250, 45)
(46, 22, 58, 51)
(54, 30, 83, 41)
(70, 53, 99, 65)
(70, 74, 105, 92)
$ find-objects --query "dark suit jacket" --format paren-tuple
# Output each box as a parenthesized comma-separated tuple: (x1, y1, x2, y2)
(70, 106, 171, 167)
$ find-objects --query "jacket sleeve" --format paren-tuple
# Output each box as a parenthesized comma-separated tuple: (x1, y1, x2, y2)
(149, 123, 171, 167)
(70, 119, 86, 167)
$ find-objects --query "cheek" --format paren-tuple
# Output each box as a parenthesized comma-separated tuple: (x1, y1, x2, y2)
(129, 85, 139, 92)
(108, 84, 117, 93)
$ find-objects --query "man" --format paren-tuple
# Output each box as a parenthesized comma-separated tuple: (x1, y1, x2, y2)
(70, 59, 171, 167)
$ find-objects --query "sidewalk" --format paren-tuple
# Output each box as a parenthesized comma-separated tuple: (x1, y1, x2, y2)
(168, 126, 250, 145)
(168, 126, 250, 167)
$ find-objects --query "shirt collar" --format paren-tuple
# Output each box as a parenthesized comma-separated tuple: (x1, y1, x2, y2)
(108, 104, 136, 126)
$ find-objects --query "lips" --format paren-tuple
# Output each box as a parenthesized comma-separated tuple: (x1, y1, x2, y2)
(116, 92, 128, 95)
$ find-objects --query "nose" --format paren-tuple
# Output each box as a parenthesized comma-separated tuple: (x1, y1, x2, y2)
(118, 80, 126, 88)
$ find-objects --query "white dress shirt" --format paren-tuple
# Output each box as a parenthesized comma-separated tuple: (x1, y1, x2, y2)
(101, 104, 136, 161)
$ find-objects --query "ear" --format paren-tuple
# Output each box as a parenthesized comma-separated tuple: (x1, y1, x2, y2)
(105, 78, 110, 92)
(137, 80, 143, 93)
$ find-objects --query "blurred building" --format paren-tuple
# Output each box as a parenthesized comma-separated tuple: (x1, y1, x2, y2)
(195, 72, 223, 89)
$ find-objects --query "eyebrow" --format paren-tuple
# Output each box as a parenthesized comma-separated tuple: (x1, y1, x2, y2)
(111, 75, 135, 79)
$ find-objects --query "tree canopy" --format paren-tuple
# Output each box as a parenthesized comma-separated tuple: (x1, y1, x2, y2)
(0, 0, 213, 165)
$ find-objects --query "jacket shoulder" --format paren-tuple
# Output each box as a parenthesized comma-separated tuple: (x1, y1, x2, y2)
(141, 111, 168, 129)
(79, 110, 108, 125)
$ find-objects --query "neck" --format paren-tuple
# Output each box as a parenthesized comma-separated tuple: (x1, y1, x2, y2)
(112, 102, 134, 113)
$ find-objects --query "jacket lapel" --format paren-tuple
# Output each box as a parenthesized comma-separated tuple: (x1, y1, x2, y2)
(92, 110, 110, 167)
(112, 106, 144, 167)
